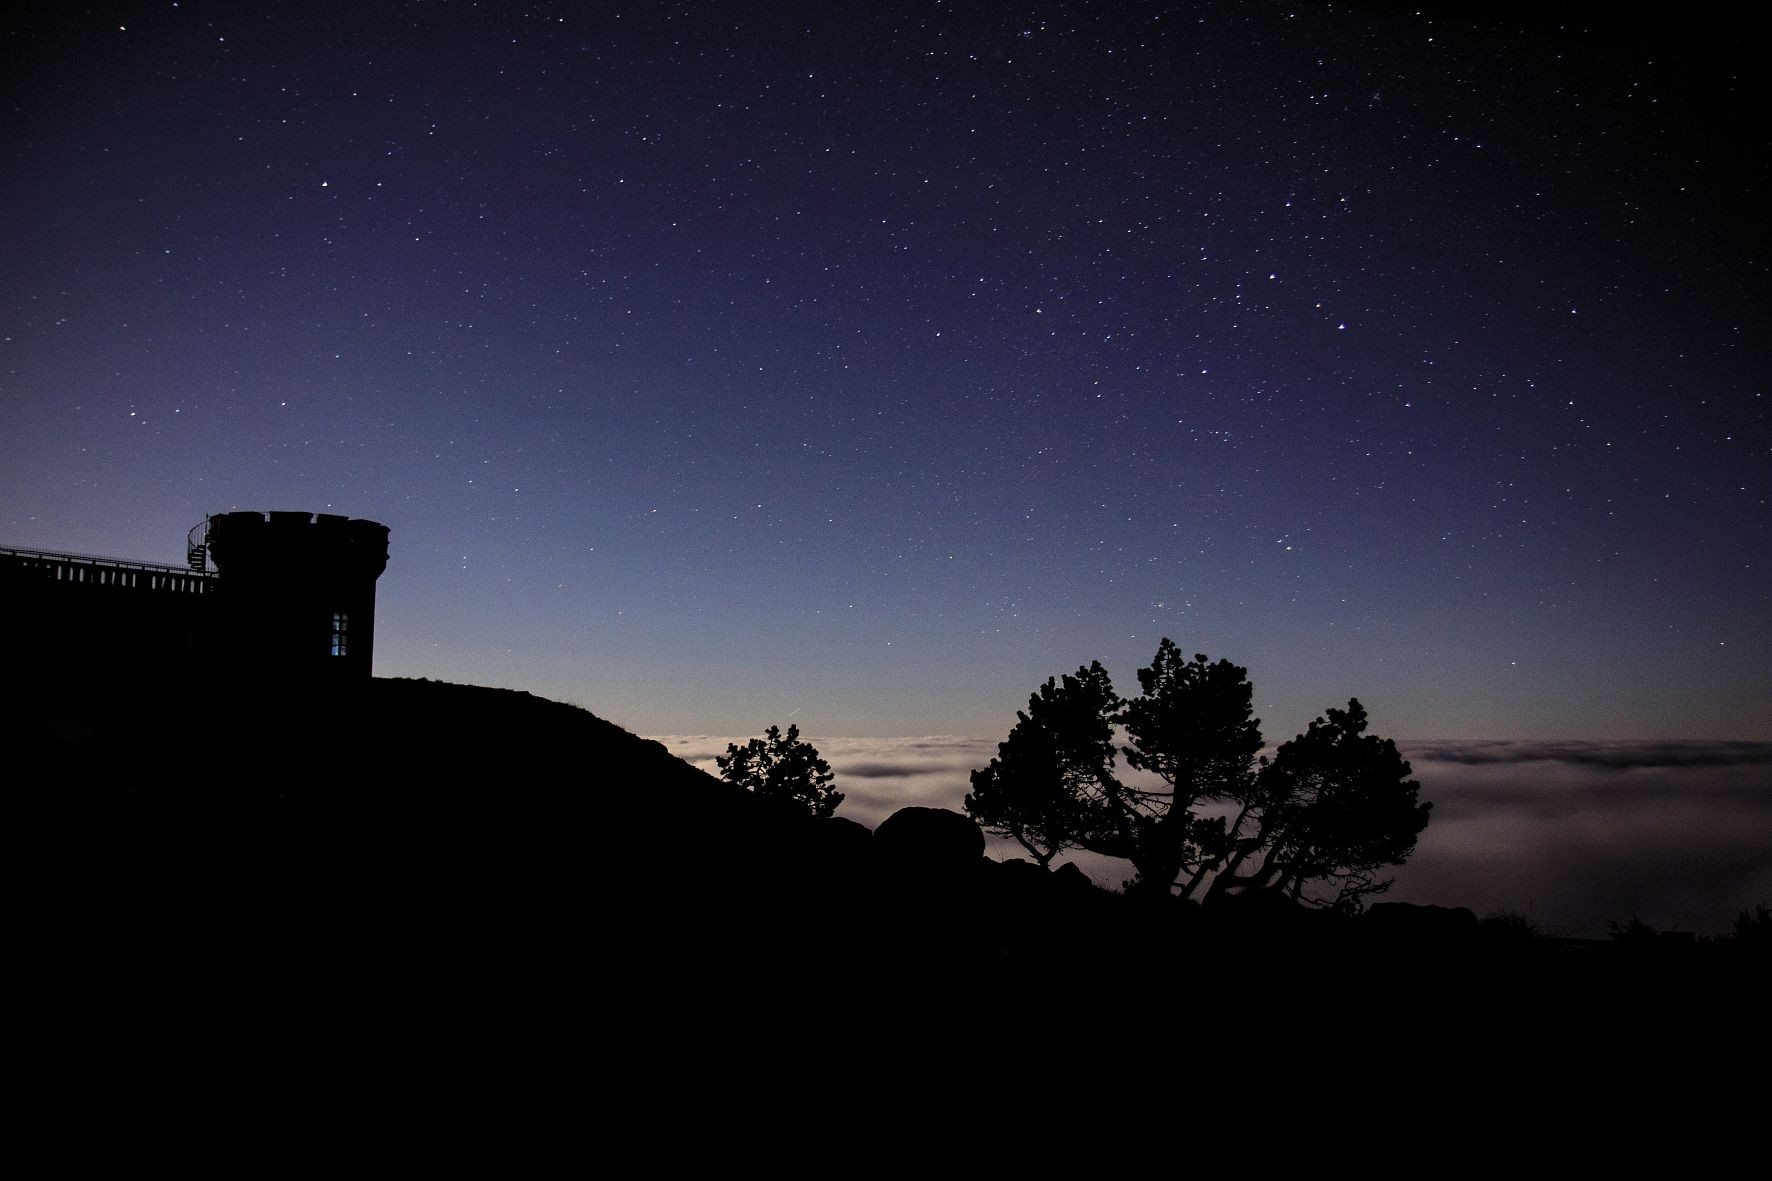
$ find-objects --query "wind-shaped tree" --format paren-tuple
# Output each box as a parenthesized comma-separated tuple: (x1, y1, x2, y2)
(965, 661, 1120, 868)
(966, 639, 1431, 909)
(1208, 699, 1430, 910)
(1116, 640, 1266, 899)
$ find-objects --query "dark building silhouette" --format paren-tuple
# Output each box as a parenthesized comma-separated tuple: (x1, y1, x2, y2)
(1, 510, 389, 695)
(205, 511, 390, 685)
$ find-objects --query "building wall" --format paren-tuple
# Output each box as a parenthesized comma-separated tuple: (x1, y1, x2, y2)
(206, 511, 390, 687)
(1, 549, 214, 694)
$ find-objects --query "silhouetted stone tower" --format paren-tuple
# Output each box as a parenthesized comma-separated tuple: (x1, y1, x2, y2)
(205, 511, 390, 685)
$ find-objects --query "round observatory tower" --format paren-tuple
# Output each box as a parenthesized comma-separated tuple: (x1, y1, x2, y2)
(204, 511, 390, 684)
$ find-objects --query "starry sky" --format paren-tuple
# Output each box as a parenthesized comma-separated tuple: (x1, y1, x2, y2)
(4, 2, 1767, 750)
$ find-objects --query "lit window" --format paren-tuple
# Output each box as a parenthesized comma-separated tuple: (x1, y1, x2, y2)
(330, 611, 350, 657)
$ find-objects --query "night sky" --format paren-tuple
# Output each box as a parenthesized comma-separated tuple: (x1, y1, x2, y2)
(5, 2, 1766, 788)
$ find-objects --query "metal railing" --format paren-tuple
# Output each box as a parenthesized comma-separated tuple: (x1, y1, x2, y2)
(0, 546, 214, 594)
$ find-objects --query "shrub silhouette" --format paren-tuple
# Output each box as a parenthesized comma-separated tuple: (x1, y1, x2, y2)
(716, 723, 844, 820)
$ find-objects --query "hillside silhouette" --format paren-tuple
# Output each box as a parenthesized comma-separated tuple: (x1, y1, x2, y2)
(18, 677, 1765, 1058)
(25, 677, 1116, 1001)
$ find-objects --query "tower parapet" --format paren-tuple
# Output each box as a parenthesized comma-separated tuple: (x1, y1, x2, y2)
(206, 511, 390, 684)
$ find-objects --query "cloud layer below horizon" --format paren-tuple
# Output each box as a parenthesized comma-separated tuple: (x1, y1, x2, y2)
(656, 735, 1772, 939)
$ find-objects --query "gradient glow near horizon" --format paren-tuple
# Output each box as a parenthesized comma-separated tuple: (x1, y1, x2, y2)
(662, 733, 1771, 938)
(3, 3, 1766, 742)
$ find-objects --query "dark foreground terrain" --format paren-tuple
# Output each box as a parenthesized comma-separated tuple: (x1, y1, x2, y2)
(15, 678, 1766, 1090)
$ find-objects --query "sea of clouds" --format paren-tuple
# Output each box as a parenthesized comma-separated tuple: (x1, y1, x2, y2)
(653, 735, 1772, 939)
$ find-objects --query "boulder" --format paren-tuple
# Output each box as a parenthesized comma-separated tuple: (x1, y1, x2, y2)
(873, 807, 984, 876)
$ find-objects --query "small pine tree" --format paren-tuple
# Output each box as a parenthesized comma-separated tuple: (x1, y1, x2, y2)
(716, 724, 844, 819)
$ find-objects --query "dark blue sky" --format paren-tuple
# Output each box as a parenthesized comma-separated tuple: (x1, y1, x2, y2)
(4, 2, 1766, 741)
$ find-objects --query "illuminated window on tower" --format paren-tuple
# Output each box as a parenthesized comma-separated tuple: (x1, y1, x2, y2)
(330, 611, 350, 656)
